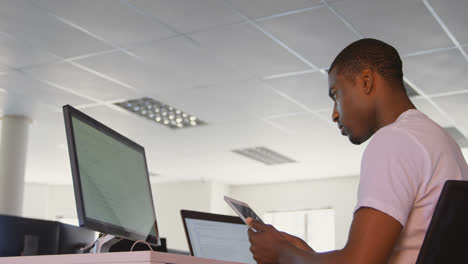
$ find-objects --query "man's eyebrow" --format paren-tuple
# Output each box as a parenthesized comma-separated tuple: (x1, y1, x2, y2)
(329, 88, 334, 99)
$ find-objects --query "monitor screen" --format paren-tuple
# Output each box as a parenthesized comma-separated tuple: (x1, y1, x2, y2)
(181, 210, 255, 264)
(63, 105, 159, 246)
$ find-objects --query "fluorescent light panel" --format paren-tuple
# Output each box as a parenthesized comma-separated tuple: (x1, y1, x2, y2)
(233, 147, 296, 165)
(116, 97, 206, 129)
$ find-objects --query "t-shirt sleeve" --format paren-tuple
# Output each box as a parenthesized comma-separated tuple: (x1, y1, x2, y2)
(355, 127, 424, 227)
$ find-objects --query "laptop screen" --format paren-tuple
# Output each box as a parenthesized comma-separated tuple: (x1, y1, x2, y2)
(181, 210, 255, 264)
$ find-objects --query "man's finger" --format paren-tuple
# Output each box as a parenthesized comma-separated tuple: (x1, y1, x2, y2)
(246, 217, 269, 232)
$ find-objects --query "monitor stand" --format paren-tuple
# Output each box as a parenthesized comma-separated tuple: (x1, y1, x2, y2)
(91, 234, 122, 253)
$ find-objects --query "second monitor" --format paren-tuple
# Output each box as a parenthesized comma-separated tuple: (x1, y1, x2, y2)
(181, 210, 255, 264)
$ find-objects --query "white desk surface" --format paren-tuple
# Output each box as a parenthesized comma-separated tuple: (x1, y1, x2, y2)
(0, 251, 246, 264)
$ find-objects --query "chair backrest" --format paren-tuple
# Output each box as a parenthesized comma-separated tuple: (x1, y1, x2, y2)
(416, 180, 468, 264)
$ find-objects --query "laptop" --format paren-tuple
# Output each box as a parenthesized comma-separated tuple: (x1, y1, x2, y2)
(416, 180, 468, 264)
(181, 210, 255, 264)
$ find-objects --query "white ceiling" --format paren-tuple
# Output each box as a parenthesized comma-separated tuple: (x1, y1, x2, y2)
(0, 0, 466, 185)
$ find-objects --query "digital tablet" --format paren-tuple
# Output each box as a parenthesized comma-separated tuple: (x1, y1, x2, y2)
(224, 196, 263, 229)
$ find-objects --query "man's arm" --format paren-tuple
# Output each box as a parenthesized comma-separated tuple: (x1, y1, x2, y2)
(247, 207, 403, 264)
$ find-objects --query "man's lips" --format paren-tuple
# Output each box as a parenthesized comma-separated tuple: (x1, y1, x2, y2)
(338, 124, 346, 135)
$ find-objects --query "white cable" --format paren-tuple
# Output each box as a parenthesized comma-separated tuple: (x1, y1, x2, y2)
(130, 240, 154, 252)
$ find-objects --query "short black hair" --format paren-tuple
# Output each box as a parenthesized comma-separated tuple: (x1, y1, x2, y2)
(329, 38, 403, 83)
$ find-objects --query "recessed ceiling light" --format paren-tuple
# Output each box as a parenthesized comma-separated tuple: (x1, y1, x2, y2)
(115, 97, 206, 129)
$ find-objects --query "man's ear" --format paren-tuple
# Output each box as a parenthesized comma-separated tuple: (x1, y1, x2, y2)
(360, 68, 374, 95)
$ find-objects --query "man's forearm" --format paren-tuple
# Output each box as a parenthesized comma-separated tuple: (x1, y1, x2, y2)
(278, 244, 352, 264)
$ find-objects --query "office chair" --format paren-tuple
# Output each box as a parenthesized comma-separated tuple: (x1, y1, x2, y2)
(416, 180, 468, 264)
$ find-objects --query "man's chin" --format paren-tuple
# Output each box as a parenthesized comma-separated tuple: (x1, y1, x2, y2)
(348, 133, 373, 145)
(349, 135, 364, 145)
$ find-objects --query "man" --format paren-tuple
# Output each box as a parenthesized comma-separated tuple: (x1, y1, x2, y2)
(247, 38, 468, 263)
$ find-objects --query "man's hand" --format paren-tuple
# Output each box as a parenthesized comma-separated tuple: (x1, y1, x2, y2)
(246, 217, 292, 264)
(281, 232, 314, 252)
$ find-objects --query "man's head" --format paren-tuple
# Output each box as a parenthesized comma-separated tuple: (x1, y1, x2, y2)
(328, 38, 406, 145)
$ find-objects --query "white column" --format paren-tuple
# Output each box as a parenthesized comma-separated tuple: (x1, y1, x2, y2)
(0, 115, 31, 216)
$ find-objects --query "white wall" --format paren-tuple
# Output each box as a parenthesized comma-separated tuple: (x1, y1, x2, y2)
(151, 181, 212, 250)
(21, 180, 231, 251)
(209, 182, 232, 215)
(23, 184, 78, 221)
(23, 183, 49, 219)
(230, 176, 360, 250)
(22, 177, 360, 250)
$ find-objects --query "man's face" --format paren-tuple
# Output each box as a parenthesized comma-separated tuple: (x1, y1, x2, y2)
(328, 69, 373, 145)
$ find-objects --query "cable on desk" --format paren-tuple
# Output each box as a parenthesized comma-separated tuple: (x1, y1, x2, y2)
(130, 240, 154, 252)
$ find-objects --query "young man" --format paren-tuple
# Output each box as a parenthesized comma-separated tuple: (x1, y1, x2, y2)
(246, 38, 468, 264)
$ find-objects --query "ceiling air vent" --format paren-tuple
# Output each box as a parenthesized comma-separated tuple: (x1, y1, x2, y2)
(444, 127, 468, 148)
(232, 147, 296, 165)
(404, 80, 419, 98)
(116, 97, 206, 129)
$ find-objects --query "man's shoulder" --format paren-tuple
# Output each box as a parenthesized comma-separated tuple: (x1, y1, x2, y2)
(369, 110, 444, 150)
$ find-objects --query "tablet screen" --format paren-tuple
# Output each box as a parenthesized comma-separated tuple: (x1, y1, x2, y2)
(231, 202, 263, 223)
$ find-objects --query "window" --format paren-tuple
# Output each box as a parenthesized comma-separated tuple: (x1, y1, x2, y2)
(264, 208, 335, 252)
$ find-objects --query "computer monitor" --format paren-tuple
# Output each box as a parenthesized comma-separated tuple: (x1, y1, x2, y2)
(63, 105, 159, 246)
(181, 210, 255, 264)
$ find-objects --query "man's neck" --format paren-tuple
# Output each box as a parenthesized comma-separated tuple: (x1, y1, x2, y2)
(375, 89, 416, 131)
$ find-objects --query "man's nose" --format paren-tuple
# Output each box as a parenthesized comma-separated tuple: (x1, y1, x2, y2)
(332, 104, 339, 123)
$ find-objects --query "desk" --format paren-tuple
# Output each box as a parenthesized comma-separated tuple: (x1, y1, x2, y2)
(0, 251, 246, 264)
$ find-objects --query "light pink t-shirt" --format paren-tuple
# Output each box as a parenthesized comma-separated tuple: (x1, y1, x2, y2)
(355, 109, 468, 263)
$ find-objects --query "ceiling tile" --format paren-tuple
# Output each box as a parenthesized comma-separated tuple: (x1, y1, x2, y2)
(226, 0, 322, 19)
(410, 97, 452, 127)
(264, 72, 332, 111)
(258, 7, 359, 68)
(432, 93, 468, 136)
(129, 0, 244, 34)
(427, 0, 468, 44)
(0, 33, 57, 69)
(0, 65, 8, 72)
(75, 51, 166, 94)
(33, 0, 176, 46)
(0, 71, 93, 116)
(316, 109, 333, 125)
(331, 0, 453, 56)
(265, 113, 365, 175)
(161, 79, 306, 124)
(269, 113, 329, 136)
(404, 50, 468, 95)
(77, 37, 250, 96)
(24, 61, 138, 101)
(0, 0, 111, 58)
(190, 23, 307, 77)
(128, 36, 249, 91)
